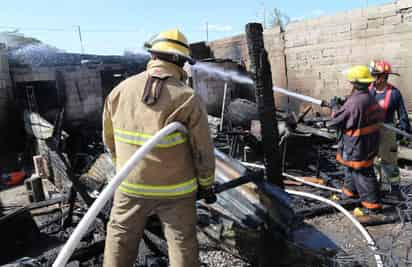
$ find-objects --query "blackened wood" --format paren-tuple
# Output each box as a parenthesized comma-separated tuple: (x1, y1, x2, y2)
(245, 23, 283, 187)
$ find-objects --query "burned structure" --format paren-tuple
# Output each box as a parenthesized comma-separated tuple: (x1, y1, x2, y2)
(0, 43, 148, 172)
(0, 31, 341, 267)
(1, 3, 412, 265)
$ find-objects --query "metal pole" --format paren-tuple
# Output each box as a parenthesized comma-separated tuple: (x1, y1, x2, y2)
(206, 21, 209, 42)
(220, 82, 228, 131)
(77, 25, 85, 54)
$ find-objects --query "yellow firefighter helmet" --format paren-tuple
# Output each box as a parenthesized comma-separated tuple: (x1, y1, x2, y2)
(145, 29, 194, 65)
(346, 65, 375, 84)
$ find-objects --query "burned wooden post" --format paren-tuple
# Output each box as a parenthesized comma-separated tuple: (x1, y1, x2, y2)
(245, 23, 283, 187)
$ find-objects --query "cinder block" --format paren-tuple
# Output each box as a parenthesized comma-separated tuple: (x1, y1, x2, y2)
(384, 15, 402, 25)
(397, 0, 412, 9)
(352, 21, 368, 30)
(365, 27, 385, 37)
(324, 79, 339, 90)
(367, 18, 384, 28)
(337, 31, 352, 41)
(403, 12, 412, 24)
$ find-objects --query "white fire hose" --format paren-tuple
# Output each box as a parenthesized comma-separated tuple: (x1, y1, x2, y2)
(286, 189, 383, 267)
(53, 121, 382, 266)
(52, 122, 187, 267)
(240, 162, 383, 266)
(240, 162, 343, 193)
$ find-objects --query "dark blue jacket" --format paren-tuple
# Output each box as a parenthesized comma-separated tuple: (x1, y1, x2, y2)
(329, 90, 384, 169)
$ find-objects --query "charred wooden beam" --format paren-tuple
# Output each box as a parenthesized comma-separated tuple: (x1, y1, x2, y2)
(245, 23, 283, 188)
(69, 240, 105, 262)
(27, 195, 67, 210)
(295, 199, 360, 219)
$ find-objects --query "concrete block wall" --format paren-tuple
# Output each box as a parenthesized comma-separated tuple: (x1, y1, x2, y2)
(284, 0, 412, 112)
(0, 44, 12, 145)
(61, 66, 103, 128)
(205, 0, 412, 113)
(207, 26, 289, 109)
(208, 34, 249, 66)
(12, 67, 56, 83)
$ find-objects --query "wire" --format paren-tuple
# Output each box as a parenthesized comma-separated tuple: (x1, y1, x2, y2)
(0, 25, 237, 34)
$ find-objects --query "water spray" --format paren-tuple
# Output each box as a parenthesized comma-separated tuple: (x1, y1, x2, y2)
(191, 62, 254, 85)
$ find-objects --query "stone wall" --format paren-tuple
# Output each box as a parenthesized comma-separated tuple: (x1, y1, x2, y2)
(205, 0, 412, 113)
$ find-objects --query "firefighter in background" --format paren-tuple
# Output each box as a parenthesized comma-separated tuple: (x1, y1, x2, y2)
(329, 66, 385, 215)
(102, 29, 216, 267)
(369, 60, 411, 198)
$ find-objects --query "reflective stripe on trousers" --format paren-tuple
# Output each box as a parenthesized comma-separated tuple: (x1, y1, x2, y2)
(119, 178, 198, 197)
(114, 128, 187, 148)
(336, 153, 374, 169)
(198, 176, 214, 187)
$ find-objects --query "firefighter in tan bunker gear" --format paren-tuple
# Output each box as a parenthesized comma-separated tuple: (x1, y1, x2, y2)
(102, 29, 215, 267)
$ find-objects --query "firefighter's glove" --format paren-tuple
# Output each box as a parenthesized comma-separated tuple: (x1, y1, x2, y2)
(329, 96, 345, 111)
(198, 187, 217, 204)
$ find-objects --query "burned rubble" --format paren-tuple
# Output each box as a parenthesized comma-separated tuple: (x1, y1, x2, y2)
(1, 22, 412, 267)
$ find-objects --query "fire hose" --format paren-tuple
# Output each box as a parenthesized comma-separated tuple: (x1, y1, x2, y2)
(286, 189, 383, 267)
(53, 122, 382, 266)
(53, 123, 260, 267)
(273, 86, 412, 139)
(240, 162, 382, 266)
(241, 162, 343, 193)
(53, 122, 188, 267)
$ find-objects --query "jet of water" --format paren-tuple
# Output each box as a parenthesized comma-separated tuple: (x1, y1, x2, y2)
(191, 62, 254, 85)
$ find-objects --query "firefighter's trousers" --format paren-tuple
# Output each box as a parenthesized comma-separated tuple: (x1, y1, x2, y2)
(103, 191, 200, 267)
(343, 166, 381, 209)
(375, 127, 400, 189)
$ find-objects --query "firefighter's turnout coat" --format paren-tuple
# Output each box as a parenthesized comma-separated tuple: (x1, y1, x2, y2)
(103, 59, 215, 199)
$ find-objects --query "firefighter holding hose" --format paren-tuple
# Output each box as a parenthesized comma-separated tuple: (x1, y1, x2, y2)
(102, 29, 216, 267)
(369, 60, 410, 199)
(328, 66, 385, 216)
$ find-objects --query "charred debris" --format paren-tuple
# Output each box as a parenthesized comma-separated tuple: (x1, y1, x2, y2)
(1, 24, 412, 267)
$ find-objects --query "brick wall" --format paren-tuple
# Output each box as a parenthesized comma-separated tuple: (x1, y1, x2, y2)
(205, 0, 412, 113)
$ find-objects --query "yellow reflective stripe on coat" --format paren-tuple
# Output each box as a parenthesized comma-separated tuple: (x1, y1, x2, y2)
(119, 178, 198, 197)
(114, 128, 187, 148)
(198, 175, 214, 187)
